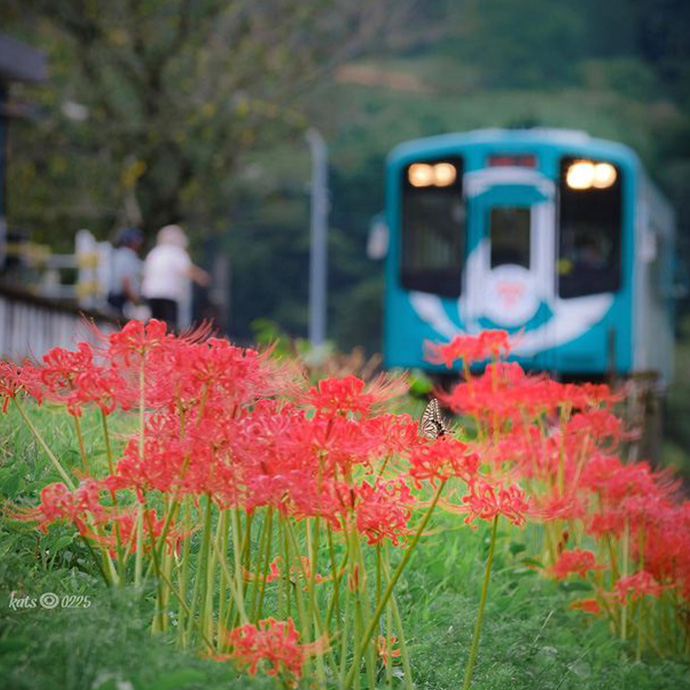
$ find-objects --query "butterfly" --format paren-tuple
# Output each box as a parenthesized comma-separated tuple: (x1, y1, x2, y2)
(418, 397, 449, 440)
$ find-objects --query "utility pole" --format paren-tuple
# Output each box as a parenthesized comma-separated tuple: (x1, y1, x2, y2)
(306, 128, 328, 348)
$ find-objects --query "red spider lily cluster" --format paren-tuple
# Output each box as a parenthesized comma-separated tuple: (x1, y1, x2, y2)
(432, 329, 690, 661)
(3, 321, 689, 689)
(2, 320, 527, 689)
(221, 618, 304, 682)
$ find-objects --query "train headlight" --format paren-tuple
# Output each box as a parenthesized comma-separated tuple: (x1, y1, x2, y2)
(433, 163, 457, 186)
(592, 162, 617, 188)
(566, 161, 595, 189)
(408, 162, 457, 187)
(566, 160, 617, 190)
(408, 164, 435, 187)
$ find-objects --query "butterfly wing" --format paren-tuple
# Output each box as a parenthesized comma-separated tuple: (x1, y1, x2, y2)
(418, 398, 448, 440)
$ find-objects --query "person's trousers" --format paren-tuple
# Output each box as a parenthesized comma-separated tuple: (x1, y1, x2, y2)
(147, 298, 178, 332)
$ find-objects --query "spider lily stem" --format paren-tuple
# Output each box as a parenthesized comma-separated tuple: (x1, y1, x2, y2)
(344, 479, 446, 690)
(462, 515, 499, 690)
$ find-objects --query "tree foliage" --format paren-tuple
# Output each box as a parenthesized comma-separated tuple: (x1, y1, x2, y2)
(2, 0, 406, 240)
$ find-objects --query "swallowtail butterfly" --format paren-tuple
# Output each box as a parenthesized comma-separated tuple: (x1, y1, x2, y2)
(418, 397, 449, 440)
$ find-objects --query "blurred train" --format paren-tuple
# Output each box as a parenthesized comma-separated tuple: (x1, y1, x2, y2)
(383, 129, 677, 382)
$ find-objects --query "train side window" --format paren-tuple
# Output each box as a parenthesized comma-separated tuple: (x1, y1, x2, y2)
(400, 157, 464, 297)
(557, 157, 623, 298)
(489, 207, 530, 268)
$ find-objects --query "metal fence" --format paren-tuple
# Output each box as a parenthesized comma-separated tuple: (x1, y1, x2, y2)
(0, 282, 117, 361)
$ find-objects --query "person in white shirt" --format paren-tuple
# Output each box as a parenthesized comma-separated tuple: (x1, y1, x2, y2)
(108, 227, 144, 317)
(141, 224, 209, 331)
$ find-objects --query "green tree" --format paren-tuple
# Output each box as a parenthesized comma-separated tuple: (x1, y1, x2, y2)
(2, 0, 406, 242)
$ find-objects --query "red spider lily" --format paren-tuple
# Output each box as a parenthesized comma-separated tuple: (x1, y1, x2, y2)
(12, 344, 137, 416)
(460, 479, 530, 527)
(19, 343, 96, 415)
(0, 360, 41, 411)
(278, 410, 381, 478)
(40, 342, 94, 392)
(105, 318, 170, 366)
(487, 425, 561, 480)
(376, 635, 402, 665)
(302, 373, 407, 417)
(153, 337, 294, 416)
(561, 382, 623, 409)
(267, 557, 281, 583)
(425, 330, 511, 368)
(14, 480, 108, 534)
(586, 511, 627, 539)
(408, 438, 480, 487)
(642, 503, 690, 593)
(224, 617, 304, 681)
(354, 478, 414, 546)
(225, 403, 372, 518)
(71, 365, 134, 415)
(613, 571, 666, 604)
(97, 507, 181, 556)
(535, 494, 587, 523)
(105, 414, 188, 496)
(438, 362, 530, 422)
(364, 413, 421, 458)
(569, 598, 601, 614)
(549, 549, 604, 579)
(106, 409, 242, 503)
(565, 409, 628, 449)
(241, 556, 327, 587)
(579, 454, 660, 503)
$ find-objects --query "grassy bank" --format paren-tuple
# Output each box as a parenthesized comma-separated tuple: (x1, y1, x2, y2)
(1, 403, 688, 690)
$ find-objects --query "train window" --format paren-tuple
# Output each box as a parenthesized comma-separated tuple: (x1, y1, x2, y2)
(558, 157, 623, 298)
(489, 207, 530, 268)
(401, 157, 465, 296)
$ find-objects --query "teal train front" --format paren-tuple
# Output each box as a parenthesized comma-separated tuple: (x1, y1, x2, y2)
(383, 129, 676, 382)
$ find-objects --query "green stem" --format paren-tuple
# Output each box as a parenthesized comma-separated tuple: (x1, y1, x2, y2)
(229, 508, 248, 627)
(156, 562, 215, 652)
(134, 504, 144, 587)
(177, 498, 192, 648)
(187, 494, 213, 641)
(308, 517, 321, 641)
(284, 518, 335, 682)
(325, 550, 349, 632)
(12, 397, 75, 489)
(100, 410, 114, 475)
(250, 508, 274, 622)
(388, 590, 413, 690)
(134, 357, 146, 587)
(462, 515, 499, 690)
(376, 544, 382, 607)
(326, 526, 342, 631)
(344, 480, 446, 690)
(72, 415, 90, 475)
(100, 412, 124, 578)
(145, 507, 167, 633)
(621, 518, 630, 642)
(213, 533, 248, 624)
(382, 545, 413, 690)
(216, 510, 229, 650)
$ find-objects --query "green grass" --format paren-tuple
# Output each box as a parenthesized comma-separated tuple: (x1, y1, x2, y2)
(2, 405, 689, 690)
(398, 523, 690, 690)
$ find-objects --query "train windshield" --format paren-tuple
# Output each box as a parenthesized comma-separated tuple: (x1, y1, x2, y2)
(400, 157, 465, 296)
(489, 207, 531, 269)
(558, 157, 623, 298)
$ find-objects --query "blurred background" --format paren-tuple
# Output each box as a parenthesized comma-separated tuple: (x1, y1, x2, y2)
(0, 1, 689, 466)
